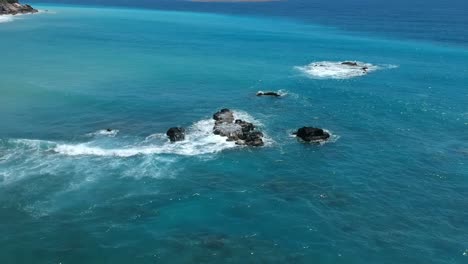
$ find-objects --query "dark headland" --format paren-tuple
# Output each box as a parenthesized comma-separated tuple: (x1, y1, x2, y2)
(0, 0, 37, 15)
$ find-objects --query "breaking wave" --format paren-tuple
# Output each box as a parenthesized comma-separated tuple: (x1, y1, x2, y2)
(55, 119, 237, 157)
(86, 129, 119, 137)
(320, 129, 340, 145)
(256, 89, 289, 97)
(295, 61, 397, 79)
(1, 110, 269, 160)
(0, 15, 14, 23)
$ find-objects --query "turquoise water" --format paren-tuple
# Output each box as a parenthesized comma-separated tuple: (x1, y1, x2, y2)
(1, 6, 467, 263)
(31, 0, 468, 46)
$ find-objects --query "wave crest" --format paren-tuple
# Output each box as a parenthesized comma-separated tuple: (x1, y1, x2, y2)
(295, 61, 397, 79)
(3, 111, 266, 159)
(55, 120, 237, 157)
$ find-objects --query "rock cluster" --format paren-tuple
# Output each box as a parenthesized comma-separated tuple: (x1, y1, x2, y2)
(293, 127, 330, 143)
(165, 111, 331, 147)
(0, 1, 37, 15)
(165, 109, 264, 146)
(213, 109, 264, 147)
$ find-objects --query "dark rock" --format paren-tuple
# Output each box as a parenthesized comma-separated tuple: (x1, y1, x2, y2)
(212, 109, 264, 147)
(293, 127, 330, 142)
(166, 127, 185, 142)
(213, 108, 234, 124)
(242, 131, 264, 147)
(341, 61, 359, 67)
(235, 119, 255, 133)
(256, 91, 281, 97)
(0, 1, 38, 15)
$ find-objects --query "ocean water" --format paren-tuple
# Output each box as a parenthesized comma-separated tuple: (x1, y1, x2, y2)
(0, 4, 467, 264)
(31, 0, 468, 46)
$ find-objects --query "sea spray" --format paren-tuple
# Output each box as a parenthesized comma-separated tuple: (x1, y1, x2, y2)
(295, 61, 397, 79)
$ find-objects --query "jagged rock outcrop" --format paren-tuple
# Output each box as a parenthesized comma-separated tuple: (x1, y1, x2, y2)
(166, 127, 185, 142)
(293, 127, 330, 143)
(0, 0, 37, 15)
(213, 109, 264, 147)
(256, 91, 281, 97)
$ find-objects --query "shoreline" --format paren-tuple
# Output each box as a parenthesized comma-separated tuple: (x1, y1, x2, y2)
(0, 1, 38, 16)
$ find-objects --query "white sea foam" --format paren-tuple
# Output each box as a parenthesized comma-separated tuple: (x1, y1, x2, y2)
(295, 61, 395, 79)
(0, 139, 60, 184)
(2, 111, 269, 161)
(86, 129, 119, 137)
(58, 117, 241, 157)
(55, 117, 242, 157)
(233, 110, 263, 127)
(0, 10, 52, 24)
(321, 129, 340, 145)
(277, 89, 290, 96)
(2, 138, 56, 152)
(256, 89, 289, 97)
(0, 15, 14, 23)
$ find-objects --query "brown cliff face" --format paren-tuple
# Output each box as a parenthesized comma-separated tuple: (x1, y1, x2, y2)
(0, 1, 38, 15)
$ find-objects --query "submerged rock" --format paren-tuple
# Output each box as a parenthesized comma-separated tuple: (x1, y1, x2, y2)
(296, 61, 380, 80)
(0, 1, 38, 15)
(293, 127, 330, 143)
(166, 127, 185, 142)
(256, 91, 281, 97)
(212, 109, 264, 147)
(341, 61, 359, 67)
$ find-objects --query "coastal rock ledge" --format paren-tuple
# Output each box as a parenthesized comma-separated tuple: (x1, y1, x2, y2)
(0, 0, 37, 15)
(213, 109, 264, 147)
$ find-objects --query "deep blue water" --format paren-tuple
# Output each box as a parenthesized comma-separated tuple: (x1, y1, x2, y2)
(0, 2, 467, 264)
(29, 0, 468, 46)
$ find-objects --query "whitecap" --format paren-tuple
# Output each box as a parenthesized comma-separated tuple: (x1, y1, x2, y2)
(320, 129, 340, 145)
(86, 129, 119, 137)
(0, 110, 272, 187)
(0, 15, 14, 23)
(55, 118, 238, 157)
(55, 110, 272, 157)
(277, 89, 290, 97)
(295, 61, 393, 79)
(256, 89, 289, 97)
(2, 110, 269, 160)
(233, 110, 264, 127)
(0, 10, 51, 24)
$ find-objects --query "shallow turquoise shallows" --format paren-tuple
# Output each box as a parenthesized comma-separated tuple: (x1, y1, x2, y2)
(0, 5, 467, 264)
